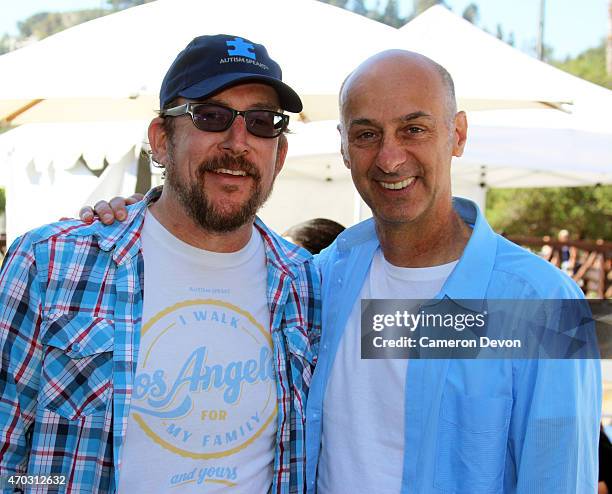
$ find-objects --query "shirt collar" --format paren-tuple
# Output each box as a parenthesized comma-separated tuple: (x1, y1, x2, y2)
(254, 216, 313, 278)
(71, 185, 313, 271)
(338, 197, 498, 301)
(439, 197, 498, 303)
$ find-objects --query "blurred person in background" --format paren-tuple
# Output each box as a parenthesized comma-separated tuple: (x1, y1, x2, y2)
(283, 218, 345, 254)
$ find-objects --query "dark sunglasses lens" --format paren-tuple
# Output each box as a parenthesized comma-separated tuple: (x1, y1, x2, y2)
(246, 111, 286, 138)
(191, 105, 233, 131)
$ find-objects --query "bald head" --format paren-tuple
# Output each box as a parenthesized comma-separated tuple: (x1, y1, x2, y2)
(339, 50, 457, 126)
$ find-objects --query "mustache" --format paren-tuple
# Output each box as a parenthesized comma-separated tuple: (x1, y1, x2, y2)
(197, 155, 261, 180)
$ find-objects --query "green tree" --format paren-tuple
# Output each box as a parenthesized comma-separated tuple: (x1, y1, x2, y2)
(318, 0, 405, 27)
(553, 41, 612, 89)
(486, 186, 612, 241)
(376, 0, 406, 27)
(352, 0, 369, 15)
(16, 10, 107, 41)
(414, 0, 443, 15)
(0, 34, 15, 55)
(106, 0, 155, 10)
(495, 23, 504, 41)
(322, 0, 350, 7)
(462, 3, 479, 24)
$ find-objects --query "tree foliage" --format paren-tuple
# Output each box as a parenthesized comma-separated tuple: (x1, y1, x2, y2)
(16, 10, 107, 40)
(553, 41, 612, 89)
(462, 3, 479, 24)
(318, 0, 408, 26)
(414, 0, 445, 16)
(486, 186, 612, 241)
(106, 0, 155, 10)
(376, 0, 407, 28)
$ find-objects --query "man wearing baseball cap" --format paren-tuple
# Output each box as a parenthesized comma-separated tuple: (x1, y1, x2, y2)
(0, 35, 320, 493)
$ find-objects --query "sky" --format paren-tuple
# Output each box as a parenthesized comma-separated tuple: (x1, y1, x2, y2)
(0, 0, 608, 60)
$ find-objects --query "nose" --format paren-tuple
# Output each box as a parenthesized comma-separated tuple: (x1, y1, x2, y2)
(219, 114, 249, 156)
(376, 134, 406, 174)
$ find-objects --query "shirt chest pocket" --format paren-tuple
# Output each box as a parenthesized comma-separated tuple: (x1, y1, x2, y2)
(434, 389, 512, 494)
(40, 314, 114, 420)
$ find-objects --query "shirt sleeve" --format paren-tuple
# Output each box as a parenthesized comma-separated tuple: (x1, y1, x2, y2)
(507, 288, 601, 493)
(0, 234, 44, 479)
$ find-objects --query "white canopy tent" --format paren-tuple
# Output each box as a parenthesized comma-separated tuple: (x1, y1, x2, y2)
(260, 116, 612, 230)
(398, 5, 612, 132)
(0, 1, 610, 242)
(0, 0, 581, 127)
(0, 122, 148, 242)
(0, 0, 402, 125)
(1, 115, 610, 243)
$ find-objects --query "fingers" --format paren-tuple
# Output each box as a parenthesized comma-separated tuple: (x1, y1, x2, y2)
(94, 200, 118, 225)
(108, 196, 130, 222)
(79, 193, 144, 225)
(125, 193, 145, 205)
(79, 207, 95, 223)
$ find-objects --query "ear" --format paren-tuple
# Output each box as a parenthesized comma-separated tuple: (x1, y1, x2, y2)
(452, 111, 468, 157)
(338, 123, 351, 169)
(148, 117, 170, 165)
(273, 133, 288, 177)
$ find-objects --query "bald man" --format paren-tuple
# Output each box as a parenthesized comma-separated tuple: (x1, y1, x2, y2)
(80, 50, 600, 493)
(305, 51, 600, 493)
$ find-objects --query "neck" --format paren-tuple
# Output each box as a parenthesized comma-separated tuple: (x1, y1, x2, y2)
(376, 200, 471, 268)
(149, 190, 254, 253)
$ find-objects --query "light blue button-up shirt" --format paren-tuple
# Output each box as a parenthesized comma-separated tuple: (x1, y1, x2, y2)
(306, 197, 601, 493)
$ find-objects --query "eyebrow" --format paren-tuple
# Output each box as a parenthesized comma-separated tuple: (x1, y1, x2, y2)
(202, 97, 281, 111)
(399, 111, 432, 121)
(349, 111, 433, 127)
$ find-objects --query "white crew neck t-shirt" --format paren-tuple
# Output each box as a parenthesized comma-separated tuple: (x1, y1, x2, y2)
(317, 248, 457, 494)
(118, 210, 276, 493)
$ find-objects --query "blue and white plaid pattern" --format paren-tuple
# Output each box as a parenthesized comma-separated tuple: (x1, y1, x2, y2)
(0, 187, 321, 493)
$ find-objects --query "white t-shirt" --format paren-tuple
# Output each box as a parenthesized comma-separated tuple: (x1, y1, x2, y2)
(317, 248, 457, 494)
(118, 210, 276, 493)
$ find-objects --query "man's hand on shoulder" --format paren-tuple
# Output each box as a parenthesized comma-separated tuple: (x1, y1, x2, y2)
(79, 193, 145, 225)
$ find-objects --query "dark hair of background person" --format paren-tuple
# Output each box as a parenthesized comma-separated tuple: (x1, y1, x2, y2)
(283, 218, 346, 254)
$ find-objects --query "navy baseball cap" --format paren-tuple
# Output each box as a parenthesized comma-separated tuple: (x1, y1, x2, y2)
(159, 34, 303, 113)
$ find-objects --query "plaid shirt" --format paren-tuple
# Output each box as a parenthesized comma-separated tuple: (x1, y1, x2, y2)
(0, 188, 321, 494)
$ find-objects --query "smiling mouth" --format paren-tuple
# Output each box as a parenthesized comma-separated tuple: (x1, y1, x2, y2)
(379, 177, 416, 190)
(212, 168, 248, 177)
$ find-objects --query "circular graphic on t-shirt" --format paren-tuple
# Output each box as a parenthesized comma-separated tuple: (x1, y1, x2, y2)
(130, 299, 277, 459)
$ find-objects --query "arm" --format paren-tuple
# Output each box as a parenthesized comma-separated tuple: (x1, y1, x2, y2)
(509, 358, 600, 492)
(79, 193, 145, 224)
(508, 293, 601, 492)
(0, 235, 44, 480)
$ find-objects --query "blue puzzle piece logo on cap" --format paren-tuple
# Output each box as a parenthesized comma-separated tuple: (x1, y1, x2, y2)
(226, 37, 256, 60)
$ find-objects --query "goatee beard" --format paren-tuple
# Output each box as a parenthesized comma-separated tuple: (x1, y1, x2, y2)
(166, 154, 273, 233)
